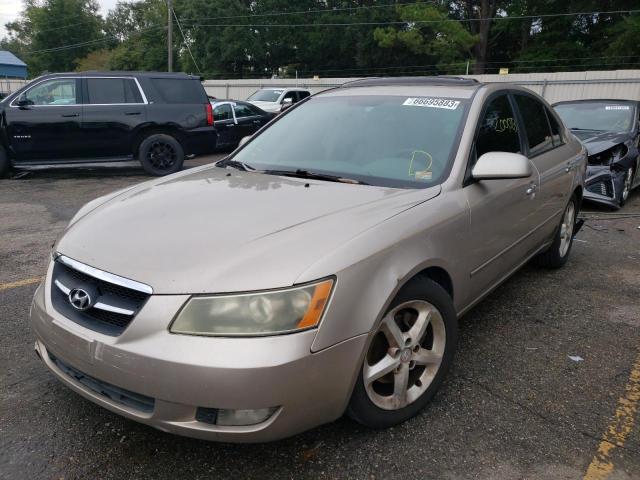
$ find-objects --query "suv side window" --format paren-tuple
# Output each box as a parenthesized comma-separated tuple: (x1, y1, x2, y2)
(23, 79, 78, 106)
(297, 91, 310, 101)
(86, 78, 142, 104)
(283, 91, 297, 103)
(514, 94, 553, 156)
(475, 94, 521, 162)
(213, 103, 232, 121)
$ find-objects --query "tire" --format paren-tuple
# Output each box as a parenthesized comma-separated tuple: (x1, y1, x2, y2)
(534, 194, 578, 269)
(347, 276, 458, 429)
(0, 145, 11, 178)
(619, 167, 633, 207)
(138, 134, 184, 176)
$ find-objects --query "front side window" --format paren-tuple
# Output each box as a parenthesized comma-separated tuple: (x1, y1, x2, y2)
(514, 94, 553, 156)
(298, 91, 310, 100)
(234, 104, 255, 118)
(283, 91, 297, 103)
(213, 103, 232, 121)
(231, 94, 468, 188)
(22, 79, 77, 106)
(86, 78, 142, 104)
(475, 94, 521, 161)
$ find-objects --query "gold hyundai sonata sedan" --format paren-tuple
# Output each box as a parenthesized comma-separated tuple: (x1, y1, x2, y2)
(31, 77, 586, 442)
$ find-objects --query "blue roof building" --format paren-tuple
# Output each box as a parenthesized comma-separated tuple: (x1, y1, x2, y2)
(0, 51, 27, 79)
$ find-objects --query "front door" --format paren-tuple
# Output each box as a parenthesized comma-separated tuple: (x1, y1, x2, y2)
(6, 78, 83, 161)
(463, 93, 541, 302)
(212, 102, 237, 148)
(80, 77, 147, 158)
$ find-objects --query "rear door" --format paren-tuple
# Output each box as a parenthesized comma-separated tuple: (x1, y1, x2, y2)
(513, 93, 573, 242)
(80, 77, 147, 158)
(463, 92, 541, 300)
(212, 102, 236, 147)
(6, 77, 83, 161)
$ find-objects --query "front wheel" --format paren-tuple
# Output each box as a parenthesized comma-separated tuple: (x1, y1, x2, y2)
(620, 167, 633, 207)
(534, 195, 578, 269)
(138, 134, 184, 176)
(347, 277, 457, 429)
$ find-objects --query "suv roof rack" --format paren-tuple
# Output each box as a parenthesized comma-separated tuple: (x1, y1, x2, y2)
(340, 76, 480, 88)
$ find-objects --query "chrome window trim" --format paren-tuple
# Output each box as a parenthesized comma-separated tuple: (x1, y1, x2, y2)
(55, 253, 153, 295)
(10, 76, 149, 108)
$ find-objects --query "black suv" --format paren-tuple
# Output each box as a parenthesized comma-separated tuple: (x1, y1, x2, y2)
(0, 71, 217, 176)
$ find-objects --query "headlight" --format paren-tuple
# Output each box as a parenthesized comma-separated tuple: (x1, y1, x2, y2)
(170, 279, 334, 336)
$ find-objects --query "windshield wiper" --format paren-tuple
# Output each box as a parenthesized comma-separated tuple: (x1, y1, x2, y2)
(216, 158, 255, 171)
(262, 168, 369, 185)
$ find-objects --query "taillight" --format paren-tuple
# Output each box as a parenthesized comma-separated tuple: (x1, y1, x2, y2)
(206, 103, 214, 125)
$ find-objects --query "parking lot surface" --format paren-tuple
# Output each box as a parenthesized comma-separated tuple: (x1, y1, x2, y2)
(1, 156, 639, 479)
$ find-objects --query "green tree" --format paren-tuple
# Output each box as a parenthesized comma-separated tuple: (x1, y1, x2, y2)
(3, 0, 104, 76)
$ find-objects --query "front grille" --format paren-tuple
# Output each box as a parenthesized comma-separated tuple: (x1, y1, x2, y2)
(586, 178, 614, 198)
(51, 259, 150, 336)
(49, 353, 155, 413)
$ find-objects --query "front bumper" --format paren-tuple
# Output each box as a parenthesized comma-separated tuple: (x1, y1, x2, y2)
(30, 280, 367, 442)
(583, 166, 625, 208)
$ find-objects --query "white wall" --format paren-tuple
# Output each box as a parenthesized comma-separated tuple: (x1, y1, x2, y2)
(202, 70, 640, 104)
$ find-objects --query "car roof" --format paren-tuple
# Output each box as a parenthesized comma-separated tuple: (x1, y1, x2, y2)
(552, 99, 638, 106)
(38, 71, 202, 80)
(257, 87, 309, 91)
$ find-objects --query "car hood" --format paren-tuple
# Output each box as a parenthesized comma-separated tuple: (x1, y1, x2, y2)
(248, 100, 280, 111)
(573, 130, 633, 156)
(57, 166, 440, 294)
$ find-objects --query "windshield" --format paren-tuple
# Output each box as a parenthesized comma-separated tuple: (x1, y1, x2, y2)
(230, 95, 467, 188)
(247, 89, 283, 102)
(554, 101, 635, 132)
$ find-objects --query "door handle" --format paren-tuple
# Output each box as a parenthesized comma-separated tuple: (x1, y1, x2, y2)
(61, 113, 79, 118)
(225, 124, 234, 128)
(125, 111, 141, 115)
(252, 120, 261, 124)
(526, 184, 538, 195)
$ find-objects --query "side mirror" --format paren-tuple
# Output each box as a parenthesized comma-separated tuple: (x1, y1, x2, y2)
(238, 136, 251, 148)
(472, 152, 532, 180)
(17, 95, 32, 107)
(280, 97, 294, 111)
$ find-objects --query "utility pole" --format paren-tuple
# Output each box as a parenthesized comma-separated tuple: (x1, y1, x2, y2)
(167, 0, 173, 72)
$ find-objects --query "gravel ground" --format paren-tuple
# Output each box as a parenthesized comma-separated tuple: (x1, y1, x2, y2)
(1, 157, 639, 479)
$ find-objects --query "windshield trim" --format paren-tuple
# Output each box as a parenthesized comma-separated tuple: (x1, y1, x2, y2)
(222, 93, 472, 190)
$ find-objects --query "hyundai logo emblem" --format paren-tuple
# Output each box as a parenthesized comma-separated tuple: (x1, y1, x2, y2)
(68, 288, 91, 311)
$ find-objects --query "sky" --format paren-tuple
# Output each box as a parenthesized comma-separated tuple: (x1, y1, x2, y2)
(0, 0, 121, 38)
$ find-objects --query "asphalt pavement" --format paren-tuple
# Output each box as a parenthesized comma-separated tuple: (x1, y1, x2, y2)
(1, 156, 639, 479)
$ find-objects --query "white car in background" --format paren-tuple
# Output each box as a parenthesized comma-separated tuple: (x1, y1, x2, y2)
(247, 87, 311, 113)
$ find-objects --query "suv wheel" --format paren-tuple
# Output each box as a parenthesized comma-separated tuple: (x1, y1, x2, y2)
(347, 277, 457, 429)
(0, 145, 11, 178)
(139, 134, 184, 176)
(534, 194, 578, 269)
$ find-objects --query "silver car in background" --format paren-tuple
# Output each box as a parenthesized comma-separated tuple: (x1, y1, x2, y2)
(31, 77, 586, 442)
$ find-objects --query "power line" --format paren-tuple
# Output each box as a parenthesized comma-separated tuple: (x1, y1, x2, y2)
(172, 7, 201, 74)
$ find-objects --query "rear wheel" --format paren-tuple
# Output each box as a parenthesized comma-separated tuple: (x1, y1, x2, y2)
(534, 194, 578, 269)
(347, 277, 457, 429)
(138, 134, 184, 176)
(0, 145, 11, 178)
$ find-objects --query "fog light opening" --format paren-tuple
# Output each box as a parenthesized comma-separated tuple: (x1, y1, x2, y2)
(215, 407, 278, 426)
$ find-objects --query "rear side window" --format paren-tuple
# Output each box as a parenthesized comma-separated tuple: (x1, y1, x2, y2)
(150, 78, 206, 104)
(475, 94, 521, 160)
(298, 91, 310, 100)
(86, 78, 142, 104)
(546, 108, 563, 146)
(213, 103, 232, 121)
(514, 94, 553, 156)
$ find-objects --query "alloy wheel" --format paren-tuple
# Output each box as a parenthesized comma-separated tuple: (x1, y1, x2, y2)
(559, 201, 575, 258)
(147, 141, 177, 170)
(364, 300, 446, 410)
(622, 168, 633, 202)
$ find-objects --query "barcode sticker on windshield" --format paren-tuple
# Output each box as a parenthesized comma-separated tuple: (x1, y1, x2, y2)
(403, 98, 460, 110)
(605, 105, 630, 110)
